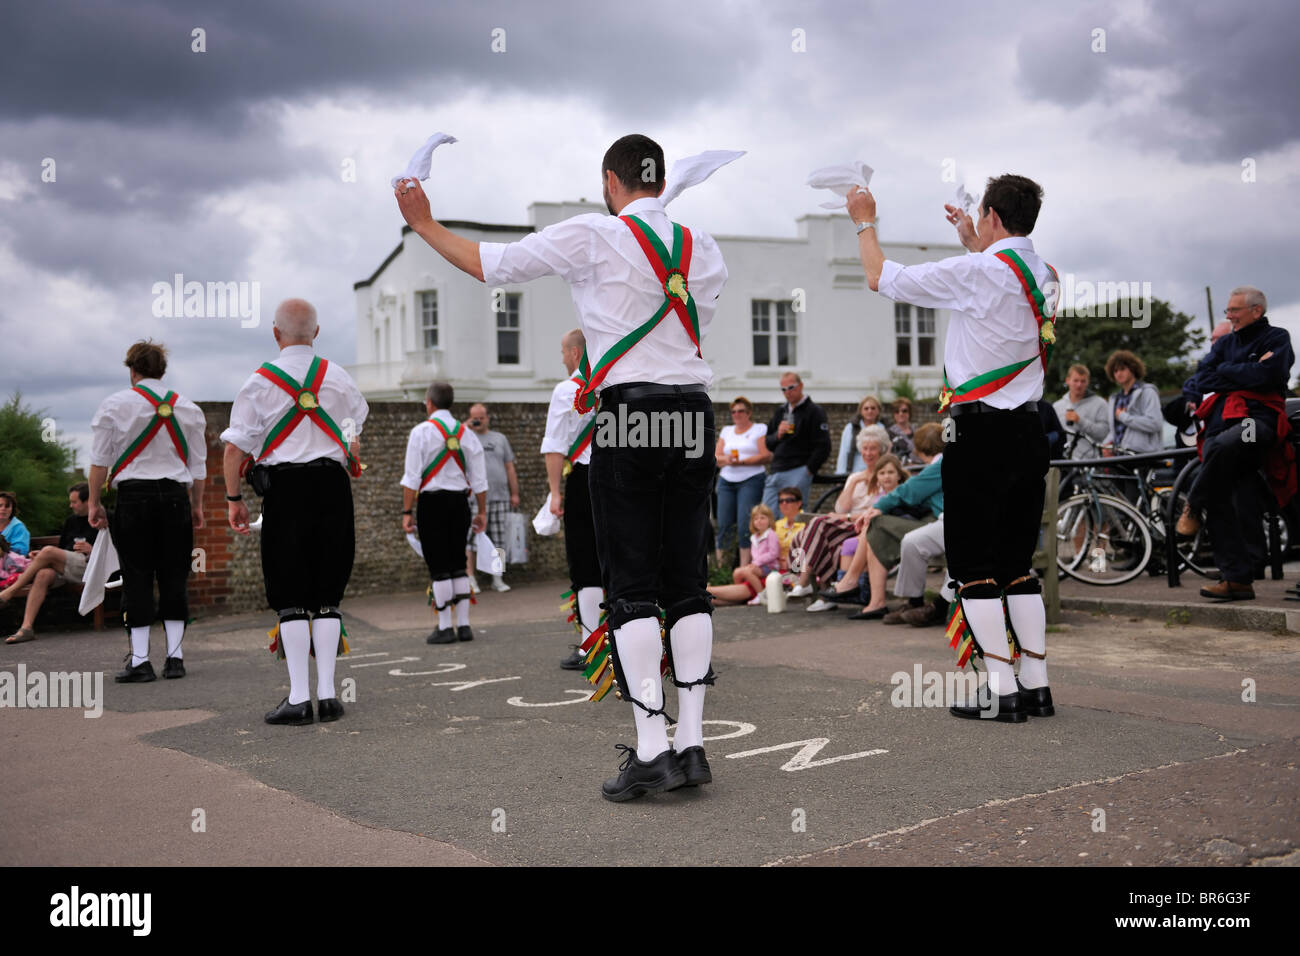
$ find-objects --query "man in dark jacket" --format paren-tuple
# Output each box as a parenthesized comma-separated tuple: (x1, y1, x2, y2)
(1179, 286, 1294, 600)
(762, 372, 831, 511)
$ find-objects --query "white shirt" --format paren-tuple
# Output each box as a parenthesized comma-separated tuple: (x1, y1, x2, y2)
(221, 345, 369, 467)
(540, 376, 595, 466)
(91, 379, 207, 487)
(401, 408, 489, 495)
(718, 423, 765, 482)
(878, 237, 1058, 410)
(479, 196, 728, 390)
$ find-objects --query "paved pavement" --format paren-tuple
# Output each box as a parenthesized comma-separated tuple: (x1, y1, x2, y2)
(1, 580, 1296, 866)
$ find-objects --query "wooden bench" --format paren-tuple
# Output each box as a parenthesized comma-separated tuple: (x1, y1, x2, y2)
(6, 535, 115, 631)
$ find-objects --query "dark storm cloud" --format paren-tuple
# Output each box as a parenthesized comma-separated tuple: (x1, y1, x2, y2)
(1015, 0, 1300, 161)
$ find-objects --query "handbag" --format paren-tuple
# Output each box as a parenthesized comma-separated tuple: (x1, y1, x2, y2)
(505, 511, 529, 564)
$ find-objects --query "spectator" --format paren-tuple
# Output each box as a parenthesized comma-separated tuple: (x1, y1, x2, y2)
(835, 394, 884, 474)
(1179, 285, 1295, 601)
(772, 486, 806, 568)
(714, 396, 771, 567)
(464, 403, 520, 592)
(0, 538, 27, 589)
(762, 372, 831, 511)
(1, 483, 99, 643)
(887, 398, 916, 461)
(1053, 363, 1109, 459)
(708, 504, 780, 605)
(880, 517, 951, 627)
(828, 421, 946, 619)
(0, 491, 29, 556)
(1102, 350, 1163, 454)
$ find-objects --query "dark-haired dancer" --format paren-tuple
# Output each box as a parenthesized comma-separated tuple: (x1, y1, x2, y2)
(850, 175, 1060, 722)
(395, 134, 733, 799)
(88, 341, 207, 682)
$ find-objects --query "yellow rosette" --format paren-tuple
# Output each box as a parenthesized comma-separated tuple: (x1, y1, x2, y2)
(446, 436, 460, 452)
(666, 271, 688, 301)
(296, 390, 319, 411)
(156, 403, 173, 419)
(1040, 322, 1056, 346)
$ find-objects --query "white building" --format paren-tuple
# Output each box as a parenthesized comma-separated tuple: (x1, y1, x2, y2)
(350, 200, 960, 403)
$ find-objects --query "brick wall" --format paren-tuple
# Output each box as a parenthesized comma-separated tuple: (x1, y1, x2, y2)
(191, 397, 940, 615)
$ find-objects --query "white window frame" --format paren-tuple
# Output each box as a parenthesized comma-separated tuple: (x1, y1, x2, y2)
(418, 290, 439, 350)
(894, 303, 937, 368)
(751, 299, 797, 367)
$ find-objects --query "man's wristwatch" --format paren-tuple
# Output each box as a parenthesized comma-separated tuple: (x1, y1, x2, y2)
(855, 220, 877, 235)
(402, 509, 413, 516)
(226, 494, 243, 502)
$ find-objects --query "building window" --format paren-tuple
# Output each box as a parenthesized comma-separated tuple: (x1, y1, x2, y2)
(496, 292, 521, 365)
(894, 304, 936, 367)
(419, 291, 438, 349)
(751, 299, 797, 366)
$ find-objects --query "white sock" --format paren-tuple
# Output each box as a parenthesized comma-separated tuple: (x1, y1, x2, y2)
(1006, 592, 1048, 690)
(433, 578, 454, 630)
(961, 597, 1016, 698)
(577, 587, 603, 641)
(279, 618, 312, 705)
(492, 573, 506, 585)
(669, 613, 713, 751)
(311, 616, 340, 701)
(163, 620, 185, 659)
(612, 617, 670, 761)
(129, 626, 150, 667)
(453, 576, 471, 627)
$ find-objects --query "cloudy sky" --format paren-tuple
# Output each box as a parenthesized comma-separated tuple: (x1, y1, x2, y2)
(2, 0, 1297, 467)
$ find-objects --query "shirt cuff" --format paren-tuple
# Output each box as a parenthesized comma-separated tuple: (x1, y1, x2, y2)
(479, 242, 507, 286)
(877, 259, 904, 298)
(218, 425, 256, 453)
(539, 437, 570, 455)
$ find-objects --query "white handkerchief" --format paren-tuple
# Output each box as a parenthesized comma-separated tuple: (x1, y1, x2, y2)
(475, 532, 501, 574)
(391, 131, 458, 189)
(78, 529, 121, 616)
(807, 162, 874, 209)
(660, 150, 745, 206)
(406, 531, 423, 558)
(532, 494, 562, 536)
(955, 184, 978, 215)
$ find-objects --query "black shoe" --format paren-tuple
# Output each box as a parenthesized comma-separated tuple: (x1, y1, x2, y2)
(428, 628, 457, 644)
(949, 690, 1027, 723)
(457, 625, 474, 642)
(114, 659, 156, 683)
(265, 696, 314, 725)
(1016, 681, 1055, 717)
(317, 698, 345, 722)
(162, 656, 185, 679)
(600, 745, 687, 802)
(560, 647, 585, 671)
(849, 606, 888, 621)
(673, 746, 713, 788)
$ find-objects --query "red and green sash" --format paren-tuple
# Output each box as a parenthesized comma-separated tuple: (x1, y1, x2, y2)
(251, 357, 361, 477)
(937, 251, 1060, 412)
(109, 385, 189, 482)
(572, 215, 700, 413)
(420, 417, 467, 487)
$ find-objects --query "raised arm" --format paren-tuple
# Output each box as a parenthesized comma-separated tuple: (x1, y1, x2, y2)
(395, 180, 484, 282)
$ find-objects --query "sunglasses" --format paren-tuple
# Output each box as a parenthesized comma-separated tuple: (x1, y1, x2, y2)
(778, 497, 800, 504)
(781, 384, 798, 392)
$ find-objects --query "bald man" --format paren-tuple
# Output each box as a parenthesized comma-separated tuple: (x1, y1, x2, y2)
(542, 329, 604, 670)
(221, 298, 369, 725)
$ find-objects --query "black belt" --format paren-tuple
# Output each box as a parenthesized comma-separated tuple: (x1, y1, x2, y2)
(947, 400, 1038, 417)
(116, 478, 186, 492)
(267, 457, 343, 472)
(599, 382, 708, 404)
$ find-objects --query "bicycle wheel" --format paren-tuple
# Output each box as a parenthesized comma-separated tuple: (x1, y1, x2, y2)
(1056, 495, 1092, 575)
(812, 485, 841, 514)
(1057, 493, 1153, 585)
(1169, 488, 1217, 577)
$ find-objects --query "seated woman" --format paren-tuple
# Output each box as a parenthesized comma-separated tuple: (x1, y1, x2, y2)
(0, 491, 30, 556)
(711, 488, 807, 606)
(825, 421, 946, 620)
(787, 428, 891, 599)
(708, 504, 780, 606)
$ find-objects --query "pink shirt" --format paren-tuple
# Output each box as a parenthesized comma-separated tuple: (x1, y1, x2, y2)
(751, 529, 780, 570)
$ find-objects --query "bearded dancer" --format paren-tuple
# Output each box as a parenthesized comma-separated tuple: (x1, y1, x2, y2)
(88, 341, 207, 683)
(222, 299, 368, 725)
(543, 328, 604, 672)
(401, 381, 488, 644)
(395, 135, 737, 799)
(850, 175, 1059, 722)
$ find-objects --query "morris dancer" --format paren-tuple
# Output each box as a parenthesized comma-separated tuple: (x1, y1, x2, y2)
(401, 382, 487, 644)
(88, 341, 207, 682)
(395, 135, 735, 799)
(850, 175, 1059, 722)
(222, 299, 368, 725)
(543, 328, 604, 672)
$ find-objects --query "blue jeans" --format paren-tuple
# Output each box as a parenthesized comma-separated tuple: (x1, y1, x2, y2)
(763, 465, 813, 513)
(716, 472, 765, 549)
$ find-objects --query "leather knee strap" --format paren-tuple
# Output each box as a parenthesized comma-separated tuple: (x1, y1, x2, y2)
(1002, 574, 1044, 659)
(277, 607, 311, 624)
(606, 597, 662, 632)
(954, 579, 1014, 664)
(313, 605, 342, 621)
(663, 596, 712, 632)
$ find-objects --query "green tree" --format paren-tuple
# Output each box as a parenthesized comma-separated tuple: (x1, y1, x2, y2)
(1046, 297, 1205, 398)
(0, 392, 78, 537)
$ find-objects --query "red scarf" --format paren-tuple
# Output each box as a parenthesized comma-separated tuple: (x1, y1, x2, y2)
(1195, 390, 1295, 507)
